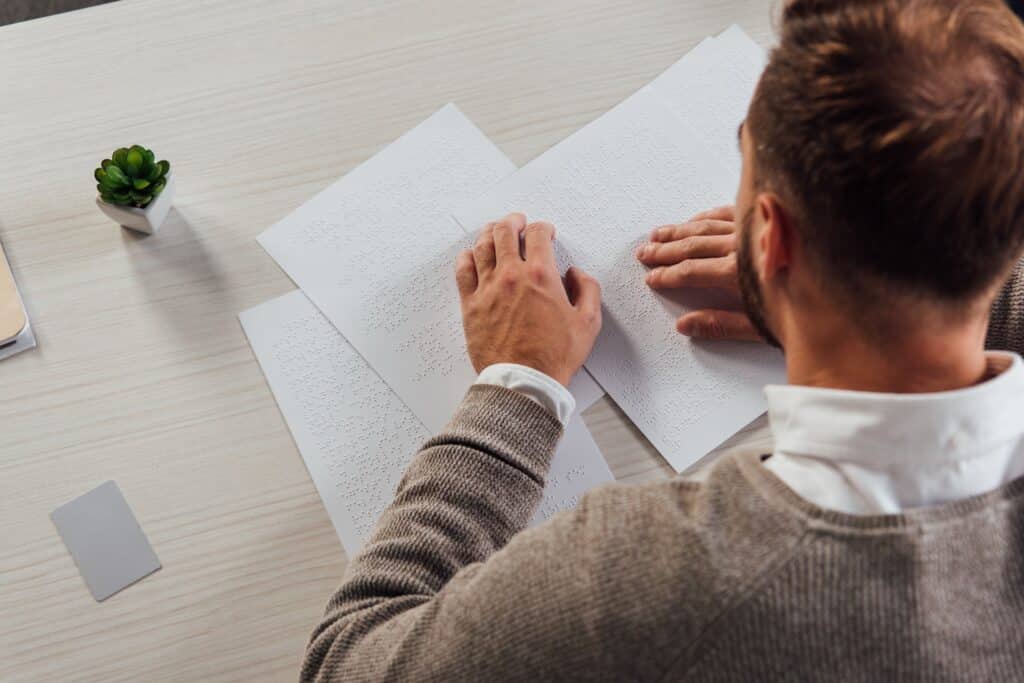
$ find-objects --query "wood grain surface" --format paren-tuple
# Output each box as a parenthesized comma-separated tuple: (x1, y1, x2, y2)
(0, 1, 775, 680)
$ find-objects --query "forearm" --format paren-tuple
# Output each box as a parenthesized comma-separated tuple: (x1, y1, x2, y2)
(987, 257, 1024, 356)
(302, 385, 562, 682)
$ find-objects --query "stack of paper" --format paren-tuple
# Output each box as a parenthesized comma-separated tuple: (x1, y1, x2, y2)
(455, 28, 785, 471)
(256, 105, 603, 430)
(242, 106, 612, 556)
(240, 24, 784, 556)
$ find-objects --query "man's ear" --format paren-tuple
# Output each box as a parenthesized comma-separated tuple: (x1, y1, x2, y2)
(758, 193, 792, 279)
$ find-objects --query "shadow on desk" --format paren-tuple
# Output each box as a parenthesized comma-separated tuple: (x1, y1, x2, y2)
(122, 207, 238, 343)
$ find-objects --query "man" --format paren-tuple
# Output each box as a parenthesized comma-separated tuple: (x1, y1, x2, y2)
(302, 0, 1024, 679)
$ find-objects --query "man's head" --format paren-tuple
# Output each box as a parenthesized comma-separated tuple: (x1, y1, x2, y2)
(736, 0, 1024, 352)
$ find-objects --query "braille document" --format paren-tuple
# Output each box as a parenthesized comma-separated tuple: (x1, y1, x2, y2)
(454, 28, 785, 471)
(246, 25, 786, 536)
(240, 291, 613, 555)
(258, 104, 603, 433)
(648, 24, 766, 176)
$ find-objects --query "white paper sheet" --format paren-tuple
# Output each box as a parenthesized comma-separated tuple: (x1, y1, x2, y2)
(454, 84, 785, 472)
(533, 417, 613, 525)
(240, 291, 427, 555)
(240, 291, 613, 555)
(259, 104, 602, 434)
(650, 25, 766, 175)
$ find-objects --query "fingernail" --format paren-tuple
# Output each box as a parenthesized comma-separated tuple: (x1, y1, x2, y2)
(678, 319, 693, 335)
(646, 268, 659, 284)
(635, 245, 645, 259)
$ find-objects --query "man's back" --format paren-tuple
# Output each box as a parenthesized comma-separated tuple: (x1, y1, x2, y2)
(299, 0, 1024, 678)
(300, 384, 1024, 681)
(656, 455, 1024, 680)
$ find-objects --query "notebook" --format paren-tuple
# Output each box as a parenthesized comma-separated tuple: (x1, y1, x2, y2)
(0, 240, 34, 360)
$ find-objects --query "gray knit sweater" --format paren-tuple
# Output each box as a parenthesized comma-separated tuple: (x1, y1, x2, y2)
(301, 266, 1024, 682)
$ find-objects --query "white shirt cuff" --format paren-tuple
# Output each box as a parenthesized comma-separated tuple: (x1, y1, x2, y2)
(474, 363, 576, 426)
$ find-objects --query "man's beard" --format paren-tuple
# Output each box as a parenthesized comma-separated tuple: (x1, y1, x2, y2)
(737, 209, 783, 350)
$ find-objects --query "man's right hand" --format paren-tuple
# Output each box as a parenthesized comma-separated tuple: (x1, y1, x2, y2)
(456, 213, 602, 388)
(635, 205, 763, 342)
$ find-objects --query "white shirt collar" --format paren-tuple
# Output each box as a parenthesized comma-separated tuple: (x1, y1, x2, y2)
(762, 352, 1024, 513)
(766, 352, 1024, 465)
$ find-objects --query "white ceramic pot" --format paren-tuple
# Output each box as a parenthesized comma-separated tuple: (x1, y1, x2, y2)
(96, 172, 176, 235)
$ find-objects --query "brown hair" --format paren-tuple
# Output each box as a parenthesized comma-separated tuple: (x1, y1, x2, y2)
(747, 0, 1024, 305)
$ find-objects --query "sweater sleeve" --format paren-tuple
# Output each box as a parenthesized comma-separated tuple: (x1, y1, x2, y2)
(299, 387, 807, 681)
(987, 257, 1024, 356)
(300, 384, 575, 681)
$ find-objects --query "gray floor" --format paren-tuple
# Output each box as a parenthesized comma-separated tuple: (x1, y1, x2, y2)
(0, 0, 115, 26)
(4, 1, 1020, 29)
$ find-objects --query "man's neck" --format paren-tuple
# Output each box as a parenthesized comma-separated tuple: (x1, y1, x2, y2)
(783, 313, 991, 394)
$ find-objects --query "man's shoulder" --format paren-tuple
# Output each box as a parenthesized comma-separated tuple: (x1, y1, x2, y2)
(571, 451, 797, 539)
(510, 451, 807, 658)
(544, 451, 805, 598)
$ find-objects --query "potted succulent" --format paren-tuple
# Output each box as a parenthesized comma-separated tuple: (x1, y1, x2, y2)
(94, 145, 174, 234)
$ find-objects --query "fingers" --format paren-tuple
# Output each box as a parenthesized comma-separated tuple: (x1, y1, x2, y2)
(636, 234, 736, 266)
(523, 220, 556, 269)
(455, 249, 477, 299)
(676, 309, 762, 342)
(565, 267, 601, 329)
(493, 212, 526, 265)
(646, 253, 738, 290)
(649, 219, 735, 243)
(473, 223, 497, 279)
(688, 205, 735, 222)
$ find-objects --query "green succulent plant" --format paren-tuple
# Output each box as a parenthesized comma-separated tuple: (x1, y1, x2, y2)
(94, 145, 170, 208)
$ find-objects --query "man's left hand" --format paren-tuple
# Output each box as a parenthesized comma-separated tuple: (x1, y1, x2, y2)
(636, 205, 763, 342)
(456, 213, 602, 388)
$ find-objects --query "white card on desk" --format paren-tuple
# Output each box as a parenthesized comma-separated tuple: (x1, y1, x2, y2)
(258, 103, 602, 433)
(240, 291, 613, 556)
(454, 85, 785, 472)
(51, 481, 161, 602)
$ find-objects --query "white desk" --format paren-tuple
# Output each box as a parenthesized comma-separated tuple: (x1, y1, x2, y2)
(0, 1, 775, 679)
